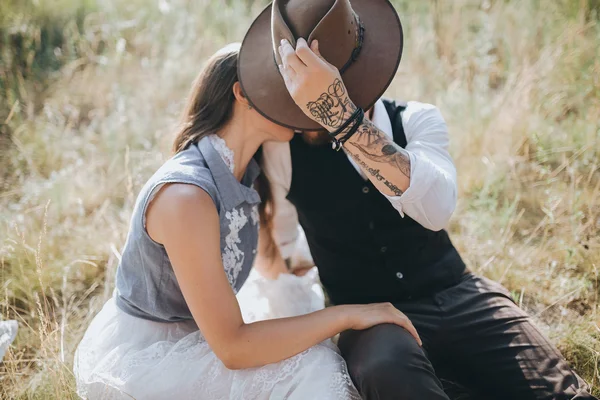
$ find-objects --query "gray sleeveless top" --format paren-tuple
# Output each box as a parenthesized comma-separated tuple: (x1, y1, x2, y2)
(115, 135, 261, 323)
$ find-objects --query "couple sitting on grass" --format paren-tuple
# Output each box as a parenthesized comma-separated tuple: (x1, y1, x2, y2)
(74, 1, 596, 399)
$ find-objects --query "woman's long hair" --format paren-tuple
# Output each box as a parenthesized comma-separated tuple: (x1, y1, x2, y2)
(172, 44, 277, 259)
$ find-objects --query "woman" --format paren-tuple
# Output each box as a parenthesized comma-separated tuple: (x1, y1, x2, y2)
(74, 43, 420, 399)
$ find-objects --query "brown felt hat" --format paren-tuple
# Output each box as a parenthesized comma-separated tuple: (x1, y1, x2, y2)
(238, 0, 403, 131)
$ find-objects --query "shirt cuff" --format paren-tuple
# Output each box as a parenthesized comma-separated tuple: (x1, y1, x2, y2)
(383, 151, 438, 214)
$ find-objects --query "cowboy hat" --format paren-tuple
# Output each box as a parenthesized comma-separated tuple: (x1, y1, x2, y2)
(238, 0, 403, 131)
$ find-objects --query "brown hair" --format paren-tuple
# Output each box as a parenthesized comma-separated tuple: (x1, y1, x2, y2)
(172, 45, 277, 259)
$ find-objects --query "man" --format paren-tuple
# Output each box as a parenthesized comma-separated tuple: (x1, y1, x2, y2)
(238, 0, 596, 398)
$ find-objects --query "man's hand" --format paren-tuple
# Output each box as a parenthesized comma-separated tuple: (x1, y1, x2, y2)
(278, 38, 411, 198)
(278, 38, 356, 132)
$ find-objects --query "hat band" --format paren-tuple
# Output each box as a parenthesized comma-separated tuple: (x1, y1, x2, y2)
(339, 13, 365, 75)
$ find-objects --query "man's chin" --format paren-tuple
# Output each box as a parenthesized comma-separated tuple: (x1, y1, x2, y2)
(300, 130, 331, 146)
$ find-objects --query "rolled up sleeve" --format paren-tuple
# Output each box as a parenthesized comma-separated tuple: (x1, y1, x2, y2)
(384, 102, 457, 231)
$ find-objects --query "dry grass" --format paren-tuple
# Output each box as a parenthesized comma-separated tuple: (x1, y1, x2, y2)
(1, 0, 599, 398)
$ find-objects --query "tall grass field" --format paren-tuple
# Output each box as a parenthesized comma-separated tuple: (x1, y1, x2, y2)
(1, 0, 599, 398)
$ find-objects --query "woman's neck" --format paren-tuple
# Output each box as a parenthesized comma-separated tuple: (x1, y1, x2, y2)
(216, 117, 265, 181)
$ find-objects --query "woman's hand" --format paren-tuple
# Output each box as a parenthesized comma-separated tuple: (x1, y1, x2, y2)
(278, 38, 356, 132)
(345, 303, 422, 346)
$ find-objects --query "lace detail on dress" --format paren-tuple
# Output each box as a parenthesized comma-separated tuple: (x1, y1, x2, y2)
(208, 134, 255, 293)
(75, 277, 362, 399)
(222, 207, 248, 292)
(230, 270, 362, 400)
(250, 205, 259, 227)
(208, 134, 235, 174)
(242, 349, 309, 399)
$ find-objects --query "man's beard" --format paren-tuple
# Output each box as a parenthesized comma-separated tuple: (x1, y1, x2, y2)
(300, 130, 331, 146)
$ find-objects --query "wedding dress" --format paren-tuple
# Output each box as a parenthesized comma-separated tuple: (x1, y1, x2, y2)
(73, 135, 360, 399)
(74, 269, 360, 400)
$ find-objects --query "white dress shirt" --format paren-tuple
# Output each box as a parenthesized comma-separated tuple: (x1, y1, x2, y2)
(262, 100, 457, 260)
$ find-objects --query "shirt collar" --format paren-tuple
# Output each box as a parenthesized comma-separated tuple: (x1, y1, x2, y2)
(197, 136, 261, 210)
(371, 99, 394, 140)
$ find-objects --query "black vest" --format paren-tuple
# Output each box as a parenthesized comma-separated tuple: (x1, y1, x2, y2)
(287, 99, 467, 305)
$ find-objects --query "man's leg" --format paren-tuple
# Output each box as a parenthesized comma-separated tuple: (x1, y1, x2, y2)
(338, 323, 450, 400)
(440, 274, 597, 400)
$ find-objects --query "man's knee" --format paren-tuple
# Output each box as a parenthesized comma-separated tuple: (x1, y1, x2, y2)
(350, 352, 414, 391)
(346, 329, 421, 378)
(340, 324, 448, 400)
(349, 343, 435, 398)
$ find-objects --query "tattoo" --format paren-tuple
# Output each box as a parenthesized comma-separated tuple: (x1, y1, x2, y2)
(346, 121, 411, 179)
(305, 80, 410, 194)
(351, 153, 404, 196)
(306, 79, 355, 129)
(382, 144, 398, 156)
(353, 121, 388, 146)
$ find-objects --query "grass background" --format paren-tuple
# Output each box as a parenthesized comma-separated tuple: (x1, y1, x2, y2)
(1, 0, 599, 398)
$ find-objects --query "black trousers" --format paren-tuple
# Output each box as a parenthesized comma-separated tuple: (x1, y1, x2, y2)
(338, 274, 596, 400)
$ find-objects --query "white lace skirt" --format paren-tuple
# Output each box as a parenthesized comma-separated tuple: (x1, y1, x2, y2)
(74, 269, 360, 400)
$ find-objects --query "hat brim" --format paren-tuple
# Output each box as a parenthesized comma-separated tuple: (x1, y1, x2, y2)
(238, 0, 403, 131)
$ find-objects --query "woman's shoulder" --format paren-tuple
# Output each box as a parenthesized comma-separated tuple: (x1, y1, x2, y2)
(134, 144, 221, 227)
(154, 145, 220, 203)
(145, 181, 219, 243)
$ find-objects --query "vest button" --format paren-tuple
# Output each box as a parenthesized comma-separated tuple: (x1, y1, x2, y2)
(362, 186, 370, 194)
(396, 272, 404, 280)
(380, 246, 388, 253)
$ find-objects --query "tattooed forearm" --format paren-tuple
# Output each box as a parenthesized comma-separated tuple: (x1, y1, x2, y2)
(305, 79, 356, 129)
(350, 153, 404, 196)
(352, 120, 388, 146)
(348, 140, 411, 179)
(303, 77, 410, 193)
(340, 118, 411, 196)
(348, 121, 410, 176)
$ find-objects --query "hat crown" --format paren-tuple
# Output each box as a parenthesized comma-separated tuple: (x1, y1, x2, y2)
(238, 0, 403, 130)
(281, 0, 334, 38)
(272, 0, 360, 71)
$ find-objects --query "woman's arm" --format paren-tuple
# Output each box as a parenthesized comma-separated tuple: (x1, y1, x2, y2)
(255, 141, 304, 278)
(254, 222, 315, 278)
(146, 183, 420, 370)
(253, 224, 289, 279)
